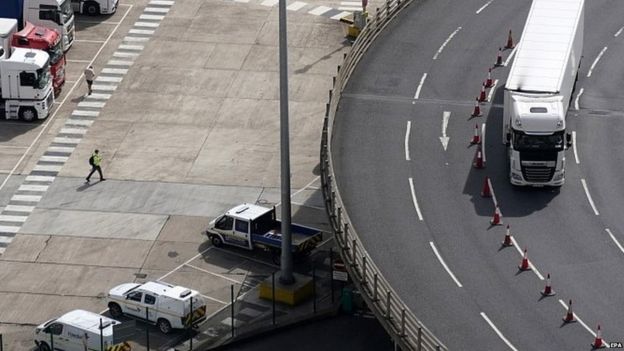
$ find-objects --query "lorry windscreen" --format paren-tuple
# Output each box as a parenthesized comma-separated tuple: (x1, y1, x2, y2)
(60, 0, 73, 22)
(513, 131, 564, 152)
(35, 66, 51, 89)
(48, 41, 63, 65)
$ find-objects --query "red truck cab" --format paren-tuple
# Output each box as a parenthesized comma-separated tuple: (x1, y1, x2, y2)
(12, 22, 66, 96)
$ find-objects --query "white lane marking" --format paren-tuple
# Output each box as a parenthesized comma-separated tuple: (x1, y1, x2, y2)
(139, 14, 165, 20)
(5, 205, 35, 213)
(144, 6, 170, 13)
(331, 11, 351, 20)
(11, 195, 42, 202)
(308, 6, 332, 15)
(475, 0, 494, 14)
(134, 21, 160, 28)
(605, 229, 624, 254)
(0, 215, 28, 223)
(118, 44, 144, 51)
(615, 26, 624, 37)
(572, 131, 580, 164)
(200, 293, 228, 305)
(261, 0, 279, 5)
(18, 184, 49, 192)
(433, 27, 461, 60)
(509, 236, 544, 280)
(95, 76, 123, 83)
(74, 39, 105, 43)
(33, 165, 62, 172)
(287, 1, 307, 10)
(185, 263, 240, 284)
(0, 5, 133, 194)
(0, 226, 20, 233)
(158, 247, 214, 280)
(128, 29, 154, 35)
(429, 242, 463, 287)
(338, 6, 361, 11)
(107, 60, 134, 66)
(480, 312, 518, 351)
(557, 299, 608, 345)
(77, 101, 106, 108)
(504, 46, 518, 67)
(123, 36, 150, 42)
(340, 1, 361, 4)
(59, 128, 88, 135)
(587, 47, 607, 77)
(581, 179, 600, 215)
(91, 85, 117, 91)
(574, 87, 584, 110)
(85, 92, 113, 100)
(289, 176, 321, 199)
(440, 111, 450, 151)
(72, 110, 100, 117)
(53, 137, 81, 145)
(413, 73, 427, 100)
(405, 121, 411, 161)
(112, 51, 139, 57)
(408, 178, 424, 221)
(487, 79, 498, 102)
(66, 119, 94, 127)
(150, 0, 175, 5)
(25, 175, 56, 182)
(481, 123, 487, 164)
(67, 59, 91, 63)
(40, 156, 68, 163)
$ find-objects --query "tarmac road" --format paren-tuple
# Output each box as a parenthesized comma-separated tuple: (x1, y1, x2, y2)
(332, 0, 624, 349)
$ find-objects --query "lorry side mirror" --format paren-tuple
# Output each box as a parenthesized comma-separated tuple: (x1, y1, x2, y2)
(566, 133, 572, 148)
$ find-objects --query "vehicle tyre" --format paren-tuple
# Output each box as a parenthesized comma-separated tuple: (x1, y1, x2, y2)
(85, 2, 100, 15)
(38, 342, 51, 351)
(157, 318, 172, 334)
(108, 302, 123, 318)
(271, 250, 281, 266)
(18, 107, 37, 122)
(210, 235, 223, 247)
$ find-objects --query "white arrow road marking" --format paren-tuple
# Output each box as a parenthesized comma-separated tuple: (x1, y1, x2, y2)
(429, 242, 462, 287)
(439, 111, 450, 151)
(480, 312, 519, 351)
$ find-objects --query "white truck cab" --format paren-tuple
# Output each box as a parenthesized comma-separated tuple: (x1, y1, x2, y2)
(107, 281, 207, 334)
(71, 0, 118, 15)
(34, 309, 121, 351)
(23, 0, 76, 51)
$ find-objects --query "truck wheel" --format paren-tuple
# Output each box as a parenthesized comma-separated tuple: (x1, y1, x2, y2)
(108, 302, 123, 318)
(210, 235, 223, 247)
(157, 318, 172, 334)
(18, 107, 37, 122)
(38, 342, 51, 351)
(85, 1, 100, 15)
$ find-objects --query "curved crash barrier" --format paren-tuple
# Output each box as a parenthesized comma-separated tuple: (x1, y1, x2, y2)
(320, 0, 449, 350)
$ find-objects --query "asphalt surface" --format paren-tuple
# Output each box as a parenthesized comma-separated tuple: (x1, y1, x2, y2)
(332, 0, 624, 349)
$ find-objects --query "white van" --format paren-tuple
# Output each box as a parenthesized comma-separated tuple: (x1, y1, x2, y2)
(34, 309, 121, 351)
(107, 281, 207, 334)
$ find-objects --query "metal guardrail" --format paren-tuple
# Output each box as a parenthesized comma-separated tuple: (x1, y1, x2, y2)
(320, 1, 448, 350)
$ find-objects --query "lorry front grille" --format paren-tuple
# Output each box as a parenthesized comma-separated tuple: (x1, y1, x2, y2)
(522, 167, 554, 183)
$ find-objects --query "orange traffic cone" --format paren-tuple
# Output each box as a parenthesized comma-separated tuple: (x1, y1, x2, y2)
(481, 176, 491, 197)
(592, 324, 605, 348)
(479, 82, 487, 102)
(485, 68, 493, 88)
(473, 145, 484, 169)
(563, 299, 575, 323)
(490, 205, 502, 225)
(518, 248, 530, 270)
(471, 97, 482, 117)
(502, 224, 513, 247)
(541, 273, 556, 296)
(495, 47, 503, 66)
(505, 29, 514, 49)
(471, 124, 481, 144)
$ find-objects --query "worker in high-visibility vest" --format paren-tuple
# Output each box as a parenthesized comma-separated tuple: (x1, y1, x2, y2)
(86, 149, 105, 183)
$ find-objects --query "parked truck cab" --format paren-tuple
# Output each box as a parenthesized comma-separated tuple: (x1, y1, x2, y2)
(23, 0, 76, 51)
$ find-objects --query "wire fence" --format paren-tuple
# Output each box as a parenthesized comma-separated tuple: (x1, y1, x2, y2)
(320, 0, 449, 350)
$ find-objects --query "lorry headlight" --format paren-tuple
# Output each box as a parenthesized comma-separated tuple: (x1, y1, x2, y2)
(553, 171, 564, 181)
(511, 173, 523, 181)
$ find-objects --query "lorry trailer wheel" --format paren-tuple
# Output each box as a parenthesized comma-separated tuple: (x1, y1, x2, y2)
(18, 107, 37, 122)
(38, 342, 51, 351)
(108, 303, 123, 318)
(210, 235, 223, 247)
(157, 318, 172, 334)
(85, 2, 100, 15)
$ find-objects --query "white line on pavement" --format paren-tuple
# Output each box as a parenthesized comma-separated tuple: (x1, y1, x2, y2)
(11, 195, 42, 202)
(475, 0, 494, 14)
(480, 312, 518, 351)
(128, 29, 154, 35)
(25, 175, 56, 182)
(134, 21, 160, 28)
(67, 59, 91, 63)
(144, 7, 169, 13)
(615, 26, 624, 37)
(18, 184, 49, 192)
(481, 123, 487, 164)
(433, 27, 461, 60)
(287, 1, 307, 10)
(587, 47, 607, 77)
(331, 11, 351, 20)
(308, 6, 332, 15)
(289, 176, 320, 199)
(118, 44, 144, 51)
(413, 73, 427, 100)
(581, 179, 600, 215)
(574, 87, 584, 110)
(53, 137, 81, 145)
(150, 0, 175, 5)
(408, 178, 423, 221)
(0, 225, 20, 233)
(72, 110, 100, 117)
(200, 293, 228, 305)
(0, 5, 133, 194)
(5, 205, 35, 213)
(504, 46, 518, 67)
(139, 14, 165, 20)
(605, 229, 624, 255)
(429, 242, 462, 287)
(107, 60, 134, 66)
(572, 131, 580, 164)
(405, 121, 411, 161)
(40, 155, 69, 162)
(158, 247, 214, 280)
(487, 79, 498, 102)
(509, 236, 544, 280)
(0, 215, 28, 223)
(557, 299, 607, 345)
(185, 263, 241, 284)
(74, 39, 105, 43)
(338, 6, 361, 11)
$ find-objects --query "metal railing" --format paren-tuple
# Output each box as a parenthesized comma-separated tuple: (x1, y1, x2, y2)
(320, 0, 448, 349)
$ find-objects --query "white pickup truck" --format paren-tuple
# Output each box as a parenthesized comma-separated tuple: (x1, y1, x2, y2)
(107, 281, 206, 334)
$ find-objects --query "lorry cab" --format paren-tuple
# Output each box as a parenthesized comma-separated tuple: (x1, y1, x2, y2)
(71, 0, 118, 15)
(23, 0, 76, 51)
(34, 309, 120, 351)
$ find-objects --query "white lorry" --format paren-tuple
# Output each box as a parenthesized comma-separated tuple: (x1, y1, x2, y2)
(107, 281, 207, 334)
(70, 0, 118, 15)
(34, 309, 122, 351)
(0, 36, 55, 121)
(503, 0, 583, 186)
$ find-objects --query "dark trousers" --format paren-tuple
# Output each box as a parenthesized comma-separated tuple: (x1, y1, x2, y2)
(87, 80, 93, 94)
(87, 165, 103, 181)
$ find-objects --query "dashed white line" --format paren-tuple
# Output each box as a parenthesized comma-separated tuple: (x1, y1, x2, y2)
(123, 36, 150, 42)
(149, 0, 175, 5)
(128, 29, 155, 35)
(11, 195, 42, 202)
(405, 121, 411, 161)
(139, 14, 165, 21)
(587, 47, 607, 78)
(433, 27, 461, 60)
(0, 215, 28, 223)
(408, 177, 424, 221)
(72, 110, 100, 117)
(574, 87, 584, 110)
(0, 225, 20, 233)
(185, 263, 240, 284)
(308, 6, 332, 15)
(581, 178, 600, 215)
(475, 0, 494, 14)
(18, 184, 49, 192)
(330, 11, 351, 20)
(113, 51, 139, 58)
(118, 44, 144, 51)
(615, 26, 624, 37)
(107, 60, 134, 66)
(144, 6, 170, 13)
(414, 73, 427, 100)
(480, 312, 518, 351)
(287, 1, 307, 10)
(25, 175, 56, 182)
(487, 79, 498, 102)
(557, 299, 607, 345)
(33, 165, 62, 172)
(40, 156, 69, 163)
(134, 21, 160, 28)
(504, 46, 518, 67)
(481, 123, 487, 164)
(509, 236, 544, 280)
(605, 229, 624, 254)
(429, 242, 463, 287)
(5, 205, 35, 213)
(572, 131, 580, 164)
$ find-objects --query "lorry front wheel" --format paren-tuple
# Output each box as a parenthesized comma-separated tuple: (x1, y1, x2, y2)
(85, 2, 100, 15)
(38, 342, 51, 351)
(210, 235, 223, 247)
(157, 318, 172, 334)
(19, 107, 37, 122)
(108, 302, 123, 318)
